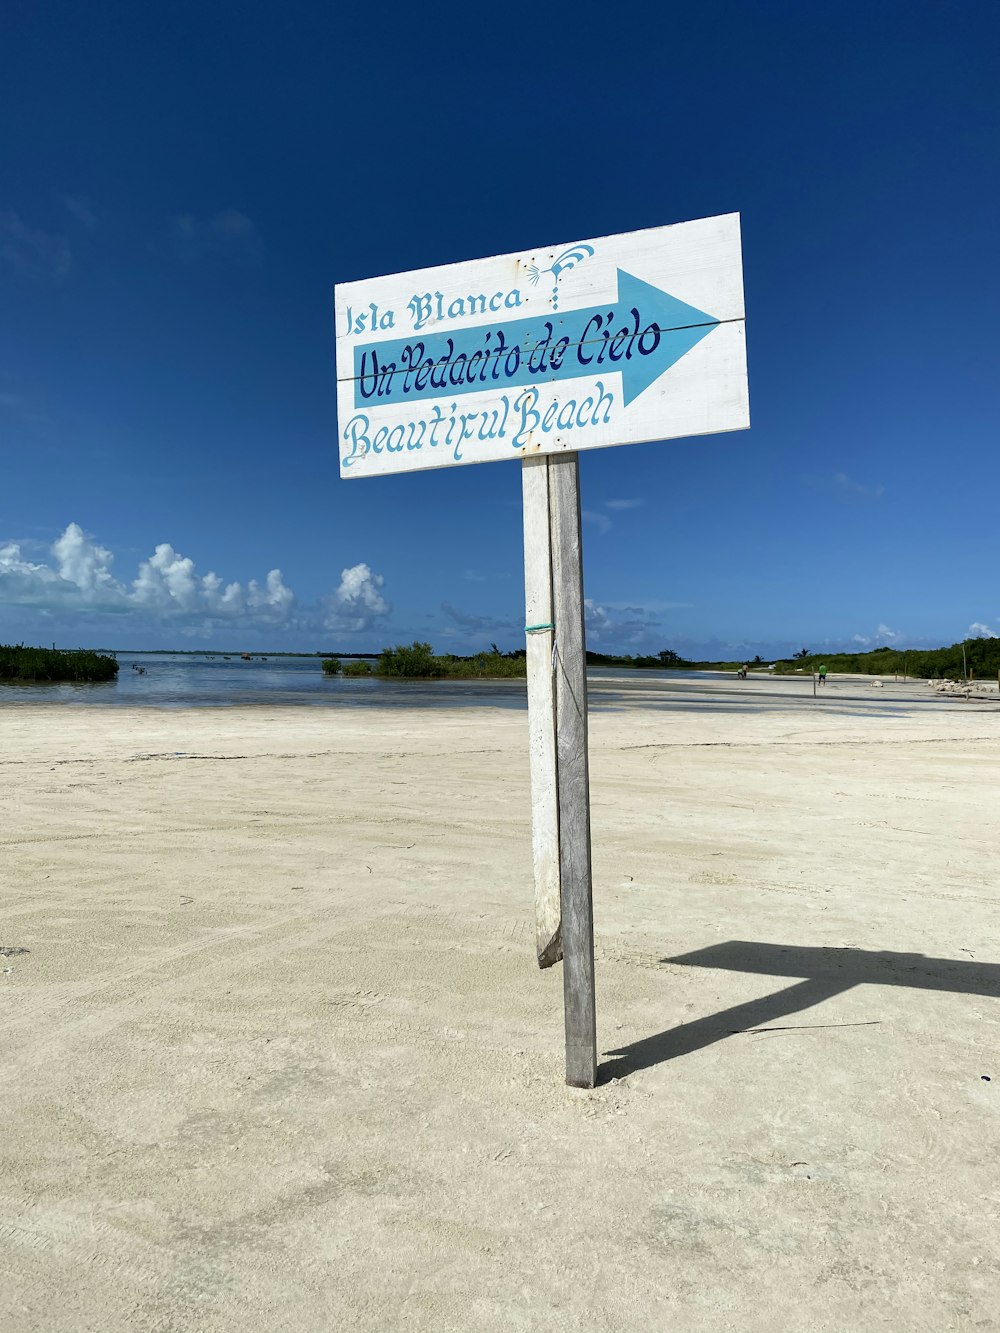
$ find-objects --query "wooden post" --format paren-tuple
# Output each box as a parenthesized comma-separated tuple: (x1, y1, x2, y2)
(522, 457, 561, 969)
(521, 452, 597, 1089)
(550, 454, 597, 1088)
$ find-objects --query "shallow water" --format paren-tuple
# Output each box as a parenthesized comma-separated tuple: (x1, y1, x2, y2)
(0, 652, 953, 716)
(1, 652, 544, 710)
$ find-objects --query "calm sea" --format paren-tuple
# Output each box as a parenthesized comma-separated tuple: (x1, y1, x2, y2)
(0, 651, 736, 711)
(1, 653, 934, 718)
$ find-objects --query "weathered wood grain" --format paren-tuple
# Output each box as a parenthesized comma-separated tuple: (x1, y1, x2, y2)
(522, 456, 562, 969)
(549, 452, 597, 1088)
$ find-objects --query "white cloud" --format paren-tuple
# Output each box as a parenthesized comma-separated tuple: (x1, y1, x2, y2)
(581, 510, 611, 536)
(53, 523, 125, 602)
(0, 210, 72, 282)
(168, 210, 264, 265)
(133, 544, 199, 611)
(323, 563, 390, 633)
(584, 600, 613, 632)
(250, 569, 296, 618)
(0, 525, 127, 610)
(604, 499, 643, 511)
(0, 523, 389, 638)
(602, 598, 692, 614)
(440, 601, 515, 635)
(969, 621, 997, 638)
(584, 598, 660, 645)
(833, 472, 885, 503)
(851, 624, 904, 647)
(60, 194, 97, 230)
(0, 541, 65, 604)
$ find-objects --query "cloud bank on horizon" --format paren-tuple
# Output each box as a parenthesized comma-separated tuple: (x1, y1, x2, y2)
(0, 523, 390, 641)
(1, 524, 995, 658)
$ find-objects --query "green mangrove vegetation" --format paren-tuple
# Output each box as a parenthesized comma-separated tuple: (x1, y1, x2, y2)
(589, 648, 675, 668)
(585, 648, 745, 670)
(317, 635, 1000, 685)
(588, 637, 1000, 680)
(326, 659, 374, 677)
(324, 642, 527, 680)
(1, 644, 120, 683)
(769, 638, 1000, 680)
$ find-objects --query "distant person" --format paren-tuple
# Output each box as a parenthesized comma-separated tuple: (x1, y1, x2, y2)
(818, 663, 827, 685)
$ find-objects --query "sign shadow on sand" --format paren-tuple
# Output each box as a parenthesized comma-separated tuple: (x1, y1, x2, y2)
(601, 942, 1000, 1081)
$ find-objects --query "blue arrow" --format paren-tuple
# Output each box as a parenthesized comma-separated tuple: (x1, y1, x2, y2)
(614, 272, 721, 404)
(350, 269, 719, 410)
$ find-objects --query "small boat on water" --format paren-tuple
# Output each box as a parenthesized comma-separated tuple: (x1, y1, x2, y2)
(240, 653, 252, 661)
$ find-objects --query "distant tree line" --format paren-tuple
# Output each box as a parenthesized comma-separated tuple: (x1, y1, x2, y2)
(771, 638, 1000, 680)
(585, 648, 752, 670)
(314, 636, 1000, 683)
(323, 642, 527, 680)
(587, 637, 1000, 680)
(587, 648, 692, 669)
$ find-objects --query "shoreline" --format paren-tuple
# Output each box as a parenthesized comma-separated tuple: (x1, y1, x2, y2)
(5, 665, 1000, 715)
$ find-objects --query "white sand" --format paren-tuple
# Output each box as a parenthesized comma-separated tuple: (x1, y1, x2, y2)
(2, 677, 999, 1331)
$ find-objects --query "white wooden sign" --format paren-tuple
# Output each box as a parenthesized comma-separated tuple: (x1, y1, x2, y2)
(334, 213, 751, 1088)
(335, 213, 748, 478)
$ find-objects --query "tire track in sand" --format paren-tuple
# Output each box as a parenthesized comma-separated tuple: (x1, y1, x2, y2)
(0, 904, 351, 1046)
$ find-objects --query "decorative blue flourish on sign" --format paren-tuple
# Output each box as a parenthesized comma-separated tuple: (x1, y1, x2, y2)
(526, 244, 595, 311)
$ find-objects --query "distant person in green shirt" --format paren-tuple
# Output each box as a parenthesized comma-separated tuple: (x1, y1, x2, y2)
(818, 663, 827, 684)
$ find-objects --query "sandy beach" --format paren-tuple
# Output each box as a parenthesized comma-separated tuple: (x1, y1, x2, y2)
(2, 675, 999, 1331)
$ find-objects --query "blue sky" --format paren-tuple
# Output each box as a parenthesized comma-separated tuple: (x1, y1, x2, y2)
(1, 1, 997, 657)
